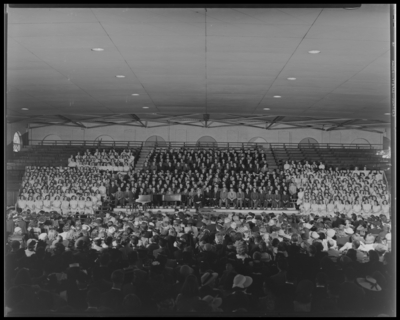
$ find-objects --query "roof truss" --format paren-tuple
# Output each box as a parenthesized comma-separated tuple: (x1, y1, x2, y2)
(7, 113, 390, 132)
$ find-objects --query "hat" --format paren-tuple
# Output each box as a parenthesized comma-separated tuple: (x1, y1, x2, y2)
(180, 265, 194, 277)
(230, 222, 237, 230)
(232, 274, 246, 288)
(327, 229, 336, 238)
(260, 252, 271, 262)
(385, 233, 391, 241)
(14, 227, 22, 233)
(201, 272, 218, 286)
(203, 295, 223, 309)
(38, 216, 46, 224)
(268, 219, 275, 226)
(356, 277, 382, 292)
(374, 243, 388, 253)
(344, 227, 354, 235)
(27, 239, 37, 247)
(365, 234, 376, 245)
(38, 233, 48, 241)
(311, 231, 320, 240)
(277, 229, 289, 239)
(243, 276, 253, 288)
(304, 223, 313, 229)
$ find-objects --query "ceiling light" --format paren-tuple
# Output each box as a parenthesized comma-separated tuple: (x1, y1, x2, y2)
(115, 75, 125, 78)
(91, 48, 104, 51)
(143, 106, 149, 109)
(21, 108, 29, 110)
(273, 96, 281, 98)
(308, 50, 320, 54)
(344, 7, 357, 10)
(384, 113, 390, 115)
(287, 77, 296, 80)
(263, 108, 270, 110)
(131, 94, 139, 96)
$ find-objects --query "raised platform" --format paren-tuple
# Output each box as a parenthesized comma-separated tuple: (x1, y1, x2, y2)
(113, 207, 299, 216)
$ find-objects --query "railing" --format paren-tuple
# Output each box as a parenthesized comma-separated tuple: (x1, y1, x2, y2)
(28, 140, 383, 150)
(29, 140, 144, 148)
(271, 143, 382, 149)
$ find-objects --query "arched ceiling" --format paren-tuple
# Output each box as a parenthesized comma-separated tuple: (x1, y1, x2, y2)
(6, 4, 391, 133)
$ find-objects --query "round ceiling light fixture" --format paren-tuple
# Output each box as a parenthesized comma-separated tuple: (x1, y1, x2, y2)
(344, 7, 358, 10)
(263, 108, 270, 110)
(143, 106, 149, 109)
(384, 113, 390, 115)
(115, 75, 126, 78)
(287, 77, 296, 80)
(308, 50, 320, 54)
(91, 48, 104, 51)
(273, 96, 281, 98)
(21, 108, 29, 110)
(131, 93, 139, 96)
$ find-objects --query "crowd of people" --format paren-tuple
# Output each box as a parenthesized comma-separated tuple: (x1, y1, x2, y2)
(5, 206, 393, 315)
(16, 148, 391, 217)
(67, 148, 138, 171)
(7, 147, 393, 315)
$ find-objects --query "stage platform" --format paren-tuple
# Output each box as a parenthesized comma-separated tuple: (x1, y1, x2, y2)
(113, 207, 299, 216)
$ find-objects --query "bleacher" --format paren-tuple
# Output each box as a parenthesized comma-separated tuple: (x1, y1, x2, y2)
(272, 145, 390, 171)
(6, 144, 142, 194)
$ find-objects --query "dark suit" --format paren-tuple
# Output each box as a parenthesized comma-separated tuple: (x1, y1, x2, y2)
(243, 192, 251, 208)
(194, 193, 204, 211)
(203, 190, 212, 207)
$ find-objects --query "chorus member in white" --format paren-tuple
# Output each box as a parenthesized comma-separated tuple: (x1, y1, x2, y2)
(69, 196, 78, 214)
(372, 200, 382, 216)
(34, 196, 44, 213)
(344, 200, 353, 217)
(318, 200, 327, 216)
(361, 199, 372, 216)
(26, 196, 35, 212)
(301, 198, 311, 215)
(16, 195, 27, 213)
(381, 200, 390, 217)
(61, 197, 70, 215)
(123, 161, 130, 172)
(85, 197, 94, 215)
(52, 196, 62, 214)
(310, 199, 319, 214)
(326, 199, 335, 217)
(78, 196, 86, 212)
(336, 199, 345, 215)
(296, 188, 304, 206)
(42, 195, 51, 213)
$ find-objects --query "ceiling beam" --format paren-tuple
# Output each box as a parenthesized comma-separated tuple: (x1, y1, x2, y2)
(280, 118, 350, 125)
(130, 114, 146, 127)
(77, 114, 125, 122)
(209, 120, 265, 129)
(58, 115, 86, 128)
(266, 116, 285, 130)
(356, 128, 384, 134)
(267, 126, 325, 131)
(152, 113, 203, 121)
(29, 122, 80, 128)
(326, 119, 359, 131)
(146, 122, 204, 128)
(149, 119, 203, 126)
